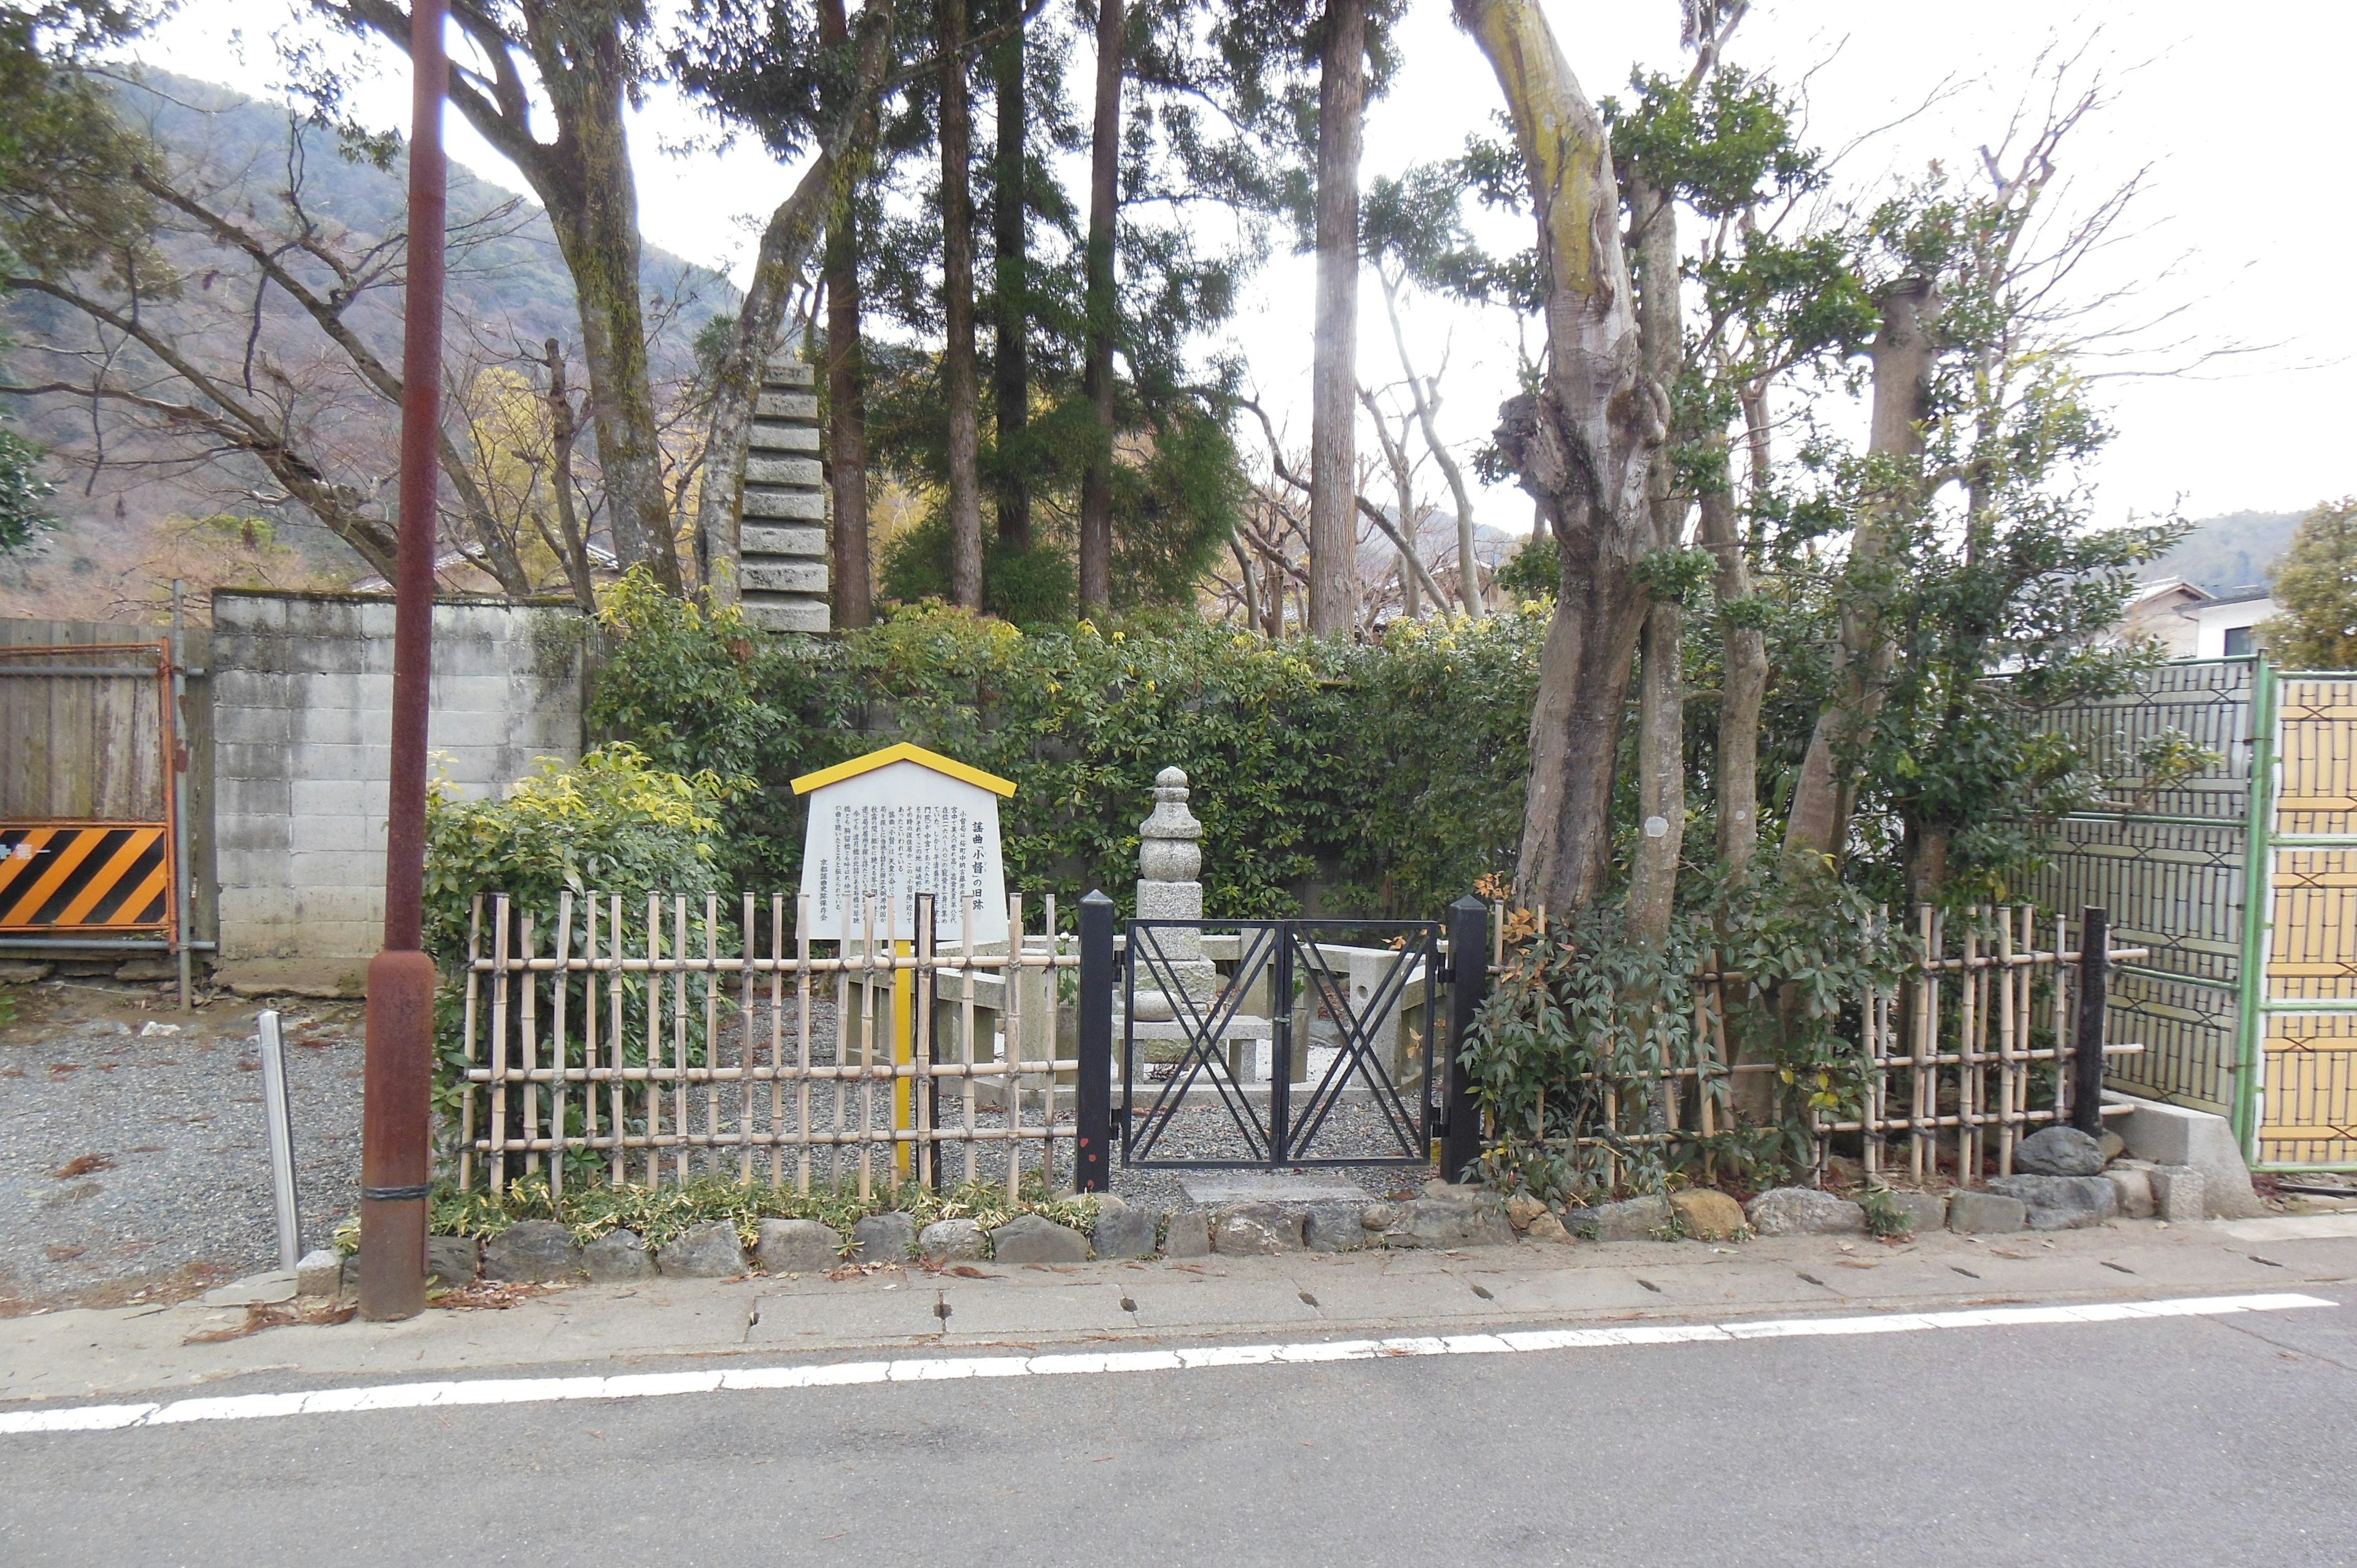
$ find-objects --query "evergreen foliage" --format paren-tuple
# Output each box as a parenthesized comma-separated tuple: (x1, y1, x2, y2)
(2263, 500, 2357, 669)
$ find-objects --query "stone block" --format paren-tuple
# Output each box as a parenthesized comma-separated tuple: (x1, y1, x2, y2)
(482, 1219, 583, 1283)
(1212, 1203, 1306, 1254)
(2148, 1165, 2205, 1224)
(745, 455, 823, 487)
(0, 960, 51, 984)
(1881, 1191, 1949, 1235)
(921, 1218, 988, 1262)
(747, 420, 821, 453)
(657, 1220, 749, 1278)
(741, 488, 827, 520)
(2015, 1126, 2106, 1176)
(2110, 1097, 2264, 1218)
(1566, 1194, 1674, 1242)
(1947, 1191, 2027, 1234)
(740, 524, 827, 557)
(742, 600, 832, 635)
(426, 1234, 480, 1286)
(740, 561, 830, 595)
(851, 1211, 917, 1264)
(1302, 1202, 1367, 1253)
(1390, 1194, 1513, 1249)
(584, 1229, 658, 1281)
(762, 358, 815, 387)
(1986, 1174, 2118, 1230)
(1161, 1210, 1211, 1258)
(113, 959, 177, 982)
(1746, 1188, 1867, 1237)
(755, 391, 820, 420)
(990, 1212, 1090, 1264)
(1670, 1189, 1747, 1240)
(760, 1218, 846, 1273)
(296, 1248, 343, 1298)
(2104, 1165, 2157, 1219)
(1091, 1198, 1158, 1260)
(1504, 1194, 1549, 1231)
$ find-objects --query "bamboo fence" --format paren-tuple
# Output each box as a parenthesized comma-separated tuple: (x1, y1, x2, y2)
(459, 890, 1078, 1200)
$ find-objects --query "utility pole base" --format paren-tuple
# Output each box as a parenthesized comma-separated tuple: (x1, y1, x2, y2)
(358, 947, 437, 1322)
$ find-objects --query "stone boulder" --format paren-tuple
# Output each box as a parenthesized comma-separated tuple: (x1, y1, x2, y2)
(2148, 1165, 2205, 1224)
(1387, 1192, 1513, 1249)
(296, 1248, 343, 1299)
(1946, 1191, 2027, 1234)
(482, 1219, 583, 1283)
(1162, 1210, 1212, 1258)
(991, 1212, 1090, 1264)
(1091, 1197, 1158, 1260)
(1986, 1174, 2117, 1230)
(759, 1218, 845, 1273)
(1565, 1194, 1673, 1242)
(426, 1235, 480, 1287)
(1670, 1190, 1746, 1240)
(1504, 1194, 1550, 1231)
(1302, 1203, 1366, 1253)
(1524, 1212, 1573, 1245)
(658, 1220, 749, 1278)
(1212, 1203, 1306, 1254)
(2103, 1165, 2157, 1220)
(917, 1218, 986, 1262)
(2014, 1126, 2106, 1176)
(584, 1229, 658, 1281)
(851, 1211, 916, 1264)
(1746, 1188, 1866, 1237)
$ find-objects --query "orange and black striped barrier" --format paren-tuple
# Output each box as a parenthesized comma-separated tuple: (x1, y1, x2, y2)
(0, 822, 173, 934)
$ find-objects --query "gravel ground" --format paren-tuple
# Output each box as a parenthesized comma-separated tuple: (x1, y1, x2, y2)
(0, 981, 364, 1315)
(0, 981, 1433, 1313)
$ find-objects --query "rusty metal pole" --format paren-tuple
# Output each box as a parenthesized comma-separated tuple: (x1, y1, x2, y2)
(358, 0, 448, 1323)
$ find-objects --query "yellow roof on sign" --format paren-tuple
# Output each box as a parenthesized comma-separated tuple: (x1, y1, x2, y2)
(789, 742, 1017, 798)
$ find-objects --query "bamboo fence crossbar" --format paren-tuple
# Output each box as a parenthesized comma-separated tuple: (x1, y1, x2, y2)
(460, 890, 1080, 1200)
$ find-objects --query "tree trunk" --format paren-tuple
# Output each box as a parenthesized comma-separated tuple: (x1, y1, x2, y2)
(822, 166, 873, 627)
(1456, 0, 1665, 916)
(818, 0, 875, 629)
(1698, 454, 1763, 871)
(990, 0, 1031, 551)
(1778, 277, 1938, 877)
(522, 26, 678, 593)
(1306, 0, 1365, 637)
(691, 1, 897, 617)
(540, 338, 595, 612)
(1623, 170, 1685, 944)
(1077, 0, 1123, 613)
(940, 0, 985, 609)
(1377, 270, 1480, 617)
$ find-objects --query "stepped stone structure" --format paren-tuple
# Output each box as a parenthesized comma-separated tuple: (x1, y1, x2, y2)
(1131, 767, 1218, 1011)
(737, 356, 830, 633)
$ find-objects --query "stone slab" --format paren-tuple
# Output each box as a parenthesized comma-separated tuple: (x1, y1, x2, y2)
(201, 1270, 296, 1307)
(741, 488, 827, 520)
(1178, 1173, 1372, 1208)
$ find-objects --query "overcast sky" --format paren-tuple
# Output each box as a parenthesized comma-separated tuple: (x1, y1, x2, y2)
(140, 1, 2353, 537)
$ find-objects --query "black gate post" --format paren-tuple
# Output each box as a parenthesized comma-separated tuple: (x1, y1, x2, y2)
(1075, 889, 1114, 1192)
(1441, 894, 1491, 1183)
(2073, 905, 2109, 1137)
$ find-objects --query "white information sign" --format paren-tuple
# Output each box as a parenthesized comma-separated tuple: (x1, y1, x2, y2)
(795, 752, 1010, 943)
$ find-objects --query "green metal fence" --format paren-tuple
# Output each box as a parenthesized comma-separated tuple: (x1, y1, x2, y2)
(2027, 655, 2357, 1170)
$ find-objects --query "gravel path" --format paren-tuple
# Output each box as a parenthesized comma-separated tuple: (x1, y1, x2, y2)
(0, 982, 365, 1314)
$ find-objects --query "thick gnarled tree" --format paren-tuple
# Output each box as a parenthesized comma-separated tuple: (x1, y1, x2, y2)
(1454, 0, 1665, 915)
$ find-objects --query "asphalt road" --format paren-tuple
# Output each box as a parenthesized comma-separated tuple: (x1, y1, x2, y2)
(2, 1294, 2350, 1566)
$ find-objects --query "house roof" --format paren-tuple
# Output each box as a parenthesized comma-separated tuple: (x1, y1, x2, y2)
(789, 742, 1017, 798)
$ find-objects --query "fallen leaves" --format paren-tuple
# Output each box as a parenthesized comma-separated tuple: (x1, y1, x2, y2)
(52, 1153, 115, 1178)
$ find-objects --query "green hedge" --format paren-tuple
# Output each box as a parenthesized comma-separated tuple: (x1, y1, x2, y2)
(583, 574, 1546, 921)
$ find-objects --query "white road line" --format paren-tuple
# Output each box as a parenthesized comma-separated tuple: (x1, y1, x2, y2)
(0, 1291, 2332, 1438)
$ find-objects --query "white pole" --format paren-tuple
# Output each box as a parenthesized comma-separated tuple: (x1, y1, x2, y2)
(257, 1010, 301, 1272)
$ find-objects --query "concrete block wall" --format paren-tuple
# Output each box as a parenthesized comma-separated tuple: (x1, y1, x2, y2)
(209, 590, 586, 994)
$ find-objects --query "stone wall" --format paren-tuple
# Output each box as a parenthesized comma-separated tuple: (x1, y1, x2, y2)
(209, 590, 586, 994)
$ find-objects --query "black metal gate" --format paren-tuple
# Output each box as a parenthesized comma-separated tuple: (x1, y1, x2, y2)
(1119, 919, 1442, 1169)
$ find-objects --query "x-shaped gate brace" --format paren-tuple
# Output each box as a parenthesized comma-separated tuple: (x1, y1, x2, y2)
(1120, 919, 1441, 1170)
